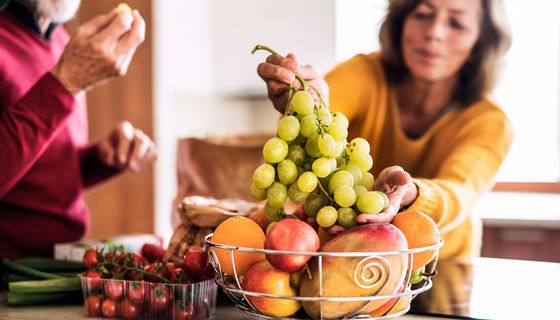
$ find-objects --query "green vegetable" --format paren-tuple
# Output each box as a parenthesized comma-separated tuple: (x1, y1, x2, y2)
(2, 258, 62, 280)
(9, 277, 81, 293)
(14, 257, 86, 272)
(7, 292, 82, 307)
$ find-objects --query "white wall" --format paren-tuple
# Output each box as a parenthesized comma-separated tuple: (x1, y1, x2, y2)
(153, 0, 341, 241)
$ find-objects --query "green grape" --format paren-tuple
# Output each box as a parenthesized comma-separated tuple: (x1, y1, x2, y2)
(289, 133, 307, 146)
(349, 137, 370, 153)
(267, 182, 288, 208)
(317, 107, 332, 125)
(263, 137, 288, 163)
(353, 184, 368, 197)
(374, 191, 390, 210)
(348, 149, 373, 172)
(327, 122, 348, 142)
(253, 163, 275, 189)
(312, 157, 332, 178)
(305, 134, 322, 158)
(287, 145, 307, 167)
(316, 206, 338, 228)
(277, 115, 300, 142)
(329, 157, 337, 171)
(288, 183, 309, 203)
(341, 164, 362, 186)
(297, 171, 318, 193)
(328, 170, 354, 193)
(264, 202, 284, 222)
(410, 267, 425, 284)
(304, 193, 325, 217)
(266, 222, 277, 235)
(289, 90, 314, 115)
(337, 207, 357, 228)
(332, 111, 349, 128)
(334, 185, 357, 207)
(250, 182, 267, 201)
(318, 134, 337, 157)
(300, 116, 319, 138)
(356, 191, 385, 214)
(360, 171, 375, 189)
(277, 159, 298, 185)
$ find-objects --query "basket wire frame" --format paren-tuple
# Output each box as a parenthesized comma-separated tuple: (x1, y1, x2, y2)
(204, 233, 443, 319)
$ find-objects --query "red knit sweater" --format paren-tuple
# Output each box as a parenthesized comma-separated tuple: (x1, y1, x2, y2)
(0, 10, 119, 259)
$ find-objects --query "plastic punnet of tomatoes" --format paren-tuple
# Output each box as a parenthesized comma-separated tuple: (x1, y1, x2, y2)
(79, 249, 217, 319)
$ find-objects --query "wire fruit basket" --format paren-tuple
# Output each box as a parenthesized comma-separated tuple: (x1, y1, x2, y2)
(205, 233, 443, 320)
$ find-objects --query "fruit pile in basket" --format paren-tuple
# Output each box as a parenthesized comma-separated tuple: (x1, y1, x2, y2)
(204, 45, 443, 320)
(80, 246, 216, 319)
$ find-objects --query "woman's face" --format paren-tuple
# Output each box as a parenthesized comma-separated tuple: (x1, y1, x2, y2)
(401, 0, 482, 82)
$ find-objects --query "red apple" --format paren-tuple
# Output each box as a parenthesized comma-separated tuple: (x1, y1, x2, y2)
(242, 260, 300, 318)
(264, 219, 319, 273)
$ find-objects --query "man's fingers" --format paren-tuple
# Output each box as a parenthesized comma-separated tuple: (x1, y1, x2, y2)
(115, 9, 145, 55)
(114, 121, 134, 165)
(77, 11, 118, 37)
(92, 10, 134, 45)
(128, 130, 150, 171)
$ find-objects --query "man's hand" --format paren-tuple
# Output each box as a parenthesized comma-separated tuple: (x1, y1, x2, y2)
(257, 53, 329, 113)
(97, 121, 156, 172)
(51, 6, 145, 94)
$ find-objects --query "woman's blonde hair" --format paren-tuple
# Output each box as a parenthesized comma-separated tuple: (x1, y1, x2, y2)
(379, 0, 512, 106)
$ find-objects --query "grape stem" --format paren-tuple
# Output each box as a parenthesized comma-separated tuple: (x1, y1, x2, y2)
(317, 180, 334, 203)
(251, 44, 308, 92)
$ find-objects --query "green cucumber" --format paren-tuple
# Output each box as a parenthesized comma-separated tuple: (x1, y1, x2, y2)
(9, 277, 81, 293)
(2, 258, 62, 280)
(14, 257, 86, 272)
(7, 291, 83, 306)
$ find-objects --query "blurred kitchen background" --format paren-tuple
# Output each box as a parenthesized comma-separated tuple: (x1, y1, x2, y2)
(71, 0, 560, 262)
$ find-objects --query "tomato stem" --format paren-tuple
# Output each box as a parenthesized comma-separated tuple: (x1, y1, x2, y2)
(100, 262, 174, 284)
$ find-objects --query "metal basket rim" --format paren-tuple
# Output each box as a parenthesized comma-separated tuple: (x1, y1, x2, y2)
(204, 233, 443, 257)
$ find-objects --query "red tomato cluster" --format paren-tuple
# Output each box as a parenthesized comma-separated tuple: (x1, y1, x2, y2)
(82, 247, 215, 319)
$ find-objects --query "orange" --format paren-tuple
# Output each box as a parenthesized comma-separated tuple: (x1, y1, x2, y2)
(210, 216, 266, 275)
(391, 209, 440, 270)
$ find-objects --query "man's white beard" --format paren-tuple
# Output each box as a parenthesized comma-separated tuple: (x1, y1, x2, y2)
(17, 0, 82, 24)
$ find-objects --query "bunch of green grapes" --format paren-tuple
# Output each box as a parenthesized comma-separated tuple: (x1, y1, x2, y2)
(250, 45, 389, 230)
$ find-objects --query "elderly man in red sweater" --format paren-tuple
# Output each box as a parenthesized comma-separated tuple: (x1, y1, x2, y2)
(0, 0, 156, 259)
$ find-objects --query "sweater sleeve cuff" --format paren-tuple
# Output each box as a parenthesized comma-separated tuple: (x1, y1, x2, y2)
(408, 178, 442, 222)
(22, 72, 76, 128)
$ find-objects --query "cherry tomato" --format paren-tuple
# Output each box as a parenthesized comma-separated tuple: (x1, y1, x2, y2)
(127, 281, 146, 304)
(172, 301, 194, 320)
(83, 270, 103, 291)
(104, 280, 124, 300)
(143, 262, 164, 283)
(85, 295, 102, 317)
(149, 285, 169, 313)
(118, 300, 140, 319)
(83, 249, 99, 269)
(182, 248, 208, 277)
(162, 262, 178, 282)
(141, 243, 165, 263)
(101, 299, 117, 318)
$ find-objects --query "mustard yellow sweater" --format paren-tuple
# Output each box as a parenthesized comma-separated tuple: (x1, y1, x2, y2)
(326, 53, 513, 258)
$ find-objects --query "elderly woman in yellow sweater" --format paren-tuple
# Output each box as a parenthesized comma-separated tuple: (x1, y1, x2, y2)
(256, 0, 512, 258)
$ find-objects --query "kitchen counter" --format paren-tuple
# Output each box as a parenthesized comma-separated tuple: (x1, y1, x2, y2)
(2, 257, 558, 319)
(0, 295, 433, 320)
